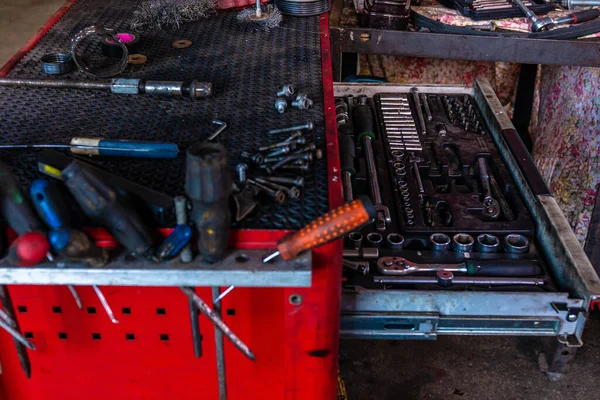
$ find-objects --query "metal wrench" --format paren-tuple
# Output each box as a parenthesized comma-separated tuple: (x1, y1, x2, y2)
(364, 136, 391, 231)
(477, 158, 500, 219)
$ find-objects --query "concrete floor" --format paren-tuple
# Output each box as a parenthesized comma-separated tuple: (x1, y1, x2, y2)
(2, 1, 600, 399)
(340, 313, 600, 399)
(0, 0, 65, 66)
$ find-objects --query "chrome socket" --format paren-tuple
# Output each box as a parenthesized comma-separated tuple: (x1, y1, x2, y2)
(503, 234, 530, 254)
(366, 232, 383, 248)
(452, 233, 474, 252)
(386, 233, 404, 249)
(390, 150, 404, 160)
(476, 234, 500, 253)
(348, 231, 364, 249)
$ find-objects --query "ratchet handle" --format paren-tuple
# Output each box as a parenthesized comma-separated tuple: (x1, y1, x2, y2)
(276, 197, 376, 261)
(569, 9, 600, 24)
(466, 259, 542, 277)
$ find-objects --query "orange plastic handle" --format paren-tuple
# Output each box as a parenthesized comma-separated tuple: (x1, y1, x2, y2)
(276, 198, 374, 261)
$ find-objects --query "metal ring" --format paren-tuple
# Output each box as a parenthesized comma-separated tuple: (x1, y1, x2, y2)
(476, 234, 500, 253)
(70, 26, 128, 78)
(40, 52, 73, 75)
(504, 234, 529, 254)
(386, 233, 404, 249)
(452, 233, 474, 253)
(366, 233, 383, 248)
(430, 233, 451, 251)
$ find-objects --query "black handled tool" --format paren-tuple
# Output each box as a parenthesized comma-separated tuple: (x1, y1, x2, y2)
(339, 135, 356, 202)
(377, 256, 542, 277)
(62, 161, 156, 257)
(185, 142, 232, 263)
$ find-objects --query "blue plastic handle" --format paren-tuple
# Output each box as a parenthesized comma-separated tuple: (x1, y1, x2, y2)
(30, 179, 70, 230)
(157, 224, 193, 260)
(98, 140, 179, 159)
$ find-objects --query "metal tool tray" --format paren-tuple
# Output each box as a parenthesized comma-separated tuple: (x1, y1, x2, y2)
(336, 79, 600, 351)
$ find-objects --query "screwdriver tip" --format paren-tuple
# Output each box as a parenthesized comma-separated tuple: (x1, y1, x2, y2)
(262, 250, 280, 263)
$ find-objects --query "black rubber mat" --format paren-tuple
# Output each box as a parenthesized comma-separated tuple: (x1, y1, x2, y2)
(0, 0, 328, 229)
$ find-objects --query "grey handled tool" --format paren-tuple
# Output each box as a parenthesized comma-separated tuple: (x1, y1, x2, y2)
(354, 98, 391, 231)
(0, 78, 212, 99)
(377, 256, 542, 277)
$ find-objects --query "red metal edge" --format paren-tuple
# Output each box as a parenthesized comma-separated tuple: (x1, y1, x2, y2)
(282, 14, 344, 400)
(0, 0, 77, 77)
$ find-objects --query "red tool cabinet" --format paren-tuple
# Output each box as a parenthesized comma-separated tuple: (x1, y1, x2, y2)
(0, 3, 342, 398)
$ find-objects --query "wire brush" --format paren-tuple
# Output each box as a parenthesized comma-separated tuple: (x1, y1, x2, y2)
(130, 0, 217, 31)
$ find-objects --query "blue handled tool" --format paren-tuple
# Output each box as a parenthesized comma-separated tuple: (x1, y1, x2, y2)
(157, 224, 193, 261)
(29, 178, 117, 322)
(1, 137, 179, 159)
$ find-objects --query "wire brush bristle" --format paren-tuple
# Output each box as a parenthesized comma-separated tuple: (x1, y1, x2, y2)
(236, 5, 282, 32)
(130, 0, 217, 31)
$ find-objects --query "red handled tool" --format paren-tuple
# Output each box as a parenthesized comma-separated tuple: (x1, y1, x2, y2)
(262, 197, 376, 263)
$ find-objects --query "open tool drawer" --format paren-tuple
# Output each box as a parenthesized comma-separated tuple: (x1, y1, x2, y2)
(335, 79, 600, 374)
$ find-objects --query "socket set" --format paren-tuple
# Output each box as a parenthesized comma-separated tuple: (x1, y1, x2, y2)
(336, 91, 554, 291)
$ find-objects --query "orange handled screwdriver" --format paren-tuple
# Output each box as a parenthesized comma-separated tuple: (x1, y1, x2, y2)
(262, 197, 376, 263)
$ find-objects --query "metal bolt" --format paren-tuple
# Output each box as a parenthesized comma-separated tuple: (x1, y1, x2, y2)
(247, 179, 286, 203)
(265, 146, 291, 158)
(277, 84, 296, 98)
(256, 178, 301, 200)
(435, 122, 447, 136)
(275, 97, 288, 114)
(314, 148, 323, 160)
(567, 312, 578, 322)
(283, 131, 303, 143)
(277, 162, 310, 172)
(268, 121, 314, 135)
(291, 98, 312, 110)
(294, 143, 316, 154)
(263, 176, 304, 187)
(174, 196, 193, 263)
(259, 140, 295, 152)
(236, 163, 248, 183)
(240, 151, 264, 165)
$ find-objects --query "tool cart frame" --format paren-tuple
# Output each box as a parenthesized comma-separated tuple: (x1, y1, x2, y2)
(0, 2, 344, 399)
(336, 79, 600, 380)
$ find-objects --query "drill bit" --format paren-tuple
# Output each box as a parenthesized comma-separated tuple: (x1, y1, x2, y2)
(181, 287, 256, 361)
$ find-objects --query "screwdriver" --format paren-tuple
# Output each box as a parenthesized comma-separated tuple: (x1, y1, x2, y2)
(60, 161, 255, 359)
(0, 138, 179, 159)
(262, 197, 376, 263)
(30, 178, 116, 322)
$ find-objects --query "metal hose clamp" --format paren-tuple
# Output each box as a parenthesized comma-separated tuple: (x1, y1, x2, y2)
(70, 26, 128, 78)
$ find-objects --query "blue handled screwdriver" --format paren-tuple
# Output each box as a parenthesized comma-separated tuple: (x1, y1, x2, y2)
(30, 179, 118, 323)
(1, 137, 179, 159)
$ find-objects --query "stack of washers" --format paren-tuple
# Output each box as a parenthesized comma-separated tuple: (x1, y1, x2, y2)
(275, 0, 332, 16)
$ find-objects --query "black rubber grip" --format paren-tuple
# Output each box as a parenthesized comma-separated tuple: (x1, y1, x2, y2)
(570, 9, 600, 24)
(339, 135, 356, 174)
(466, 259, 542, 277)
(353, 104, 375, 140)
(338, 123, 355, 137)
